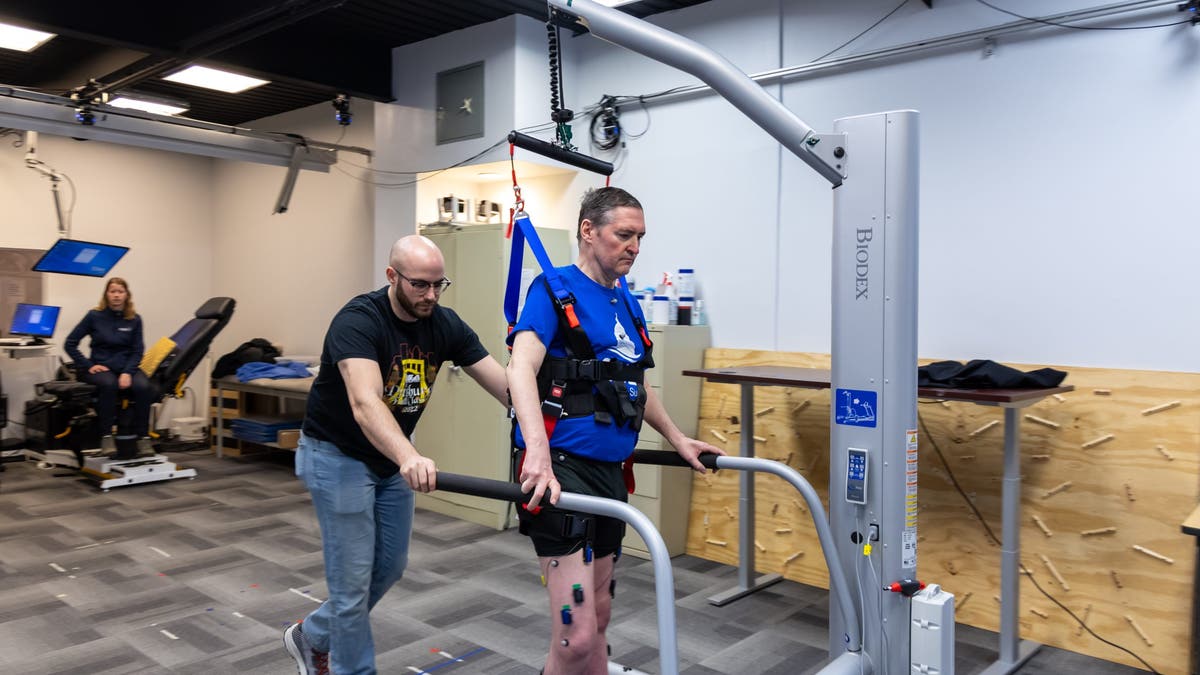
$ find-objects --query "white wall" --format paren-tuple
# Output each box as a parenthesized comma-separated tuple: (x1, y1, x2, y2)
(213, 102, 377, 359)
(556, 0, 1200, 372)
(0, 133, 215, 345)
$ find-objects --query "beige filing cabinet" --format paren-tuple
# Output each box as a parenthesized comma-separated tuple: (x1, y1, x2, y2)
(623, 324, 711, 559)
(415, 223, 571, 529)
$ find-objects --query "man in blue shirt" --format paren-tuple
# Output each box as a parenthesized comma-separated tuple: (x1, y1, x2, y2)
(507, 187, 723, 675)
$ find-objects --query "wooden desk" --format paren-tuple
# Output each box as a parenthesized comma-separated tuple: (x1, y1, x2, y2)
(1181, 505, 1200, 675)
(684, 366, 1073, 675)
(212, 376, 312, 458)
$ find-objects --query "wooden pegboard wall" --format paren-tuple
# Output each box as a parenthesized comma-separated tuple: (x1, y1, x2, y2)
(685, 349, 1199, 675)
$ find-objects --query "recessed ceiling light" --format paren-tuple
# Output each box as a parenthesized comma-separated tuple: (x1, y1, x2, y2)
(594, 0, 639, 6)
(110, 93, 190, 116)
(163, 65, 270, 94)
(0, 21, 56, 52)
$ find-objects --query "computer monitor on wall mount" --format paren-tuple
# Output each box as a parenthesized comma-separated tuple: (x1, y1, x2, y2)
(31, 238, 129, 277)
(8, 303, 60, 345)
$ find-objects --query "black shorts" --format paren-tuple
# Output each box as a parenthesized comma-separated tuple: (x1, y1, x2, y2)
(514, 449, 627, 558)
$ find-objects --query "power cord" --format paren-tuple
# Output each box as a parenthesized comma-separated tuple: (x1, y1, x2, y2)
(973, 0, 1193, 30)
(916, 409, 1162, 674)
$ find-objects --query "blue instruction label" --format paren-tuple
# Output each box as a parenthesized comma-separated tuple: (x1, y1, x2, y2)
(835, 388, 877, 427)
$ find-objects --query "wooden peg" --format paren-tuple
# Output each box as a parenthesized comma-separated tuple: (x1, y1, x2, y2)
(792, 498, 807, 513)
(1093, 389, 1111, 396)
(771, 503, 779, 516)
(723, 506, 735, 520)
(754, 540, 766, 553)
(752, 435, 767, 443)
(969, 420, 999, 437)
(1077, 604, 1092, 636)
(1039, 554, 1069, 591)
(1030, 608, 1048, 619)
(1110, 570, 1123, 589)
(702, 512, 709, 527)
(1080, 527, 1117, 537)
(775, 528, 792, 534)
(784, 550, 804, 565)
(706, 539, 728, 547)
(754, 406, 774, 417)
(1132, 544, 1174, 564)
(939, 401, 951, 408)
(1141, 400, 1181, 416)
(1124, 483, 1135, 502)
(1025, 414, 1060, 430)
(791, 400, 810, 413)
(785, 452, 794, 465)
(1052, 394, 1066, 403)
(1081, 434, 1114, 450)
(993, 595, 1002, 604)
(958, 591, 973, 609)
(717, 393, 727, 417)
(1032, 515, 1053, 537)
(1155, 445, 1174, 461)
(709, 429, 728, 443)
(1125, 615, 1153, 646)
(1042, 481, 1072, 499)
(943, 560, 958, 575)
(1030, 454, 1051, 461)
(958, 455, 976, 461)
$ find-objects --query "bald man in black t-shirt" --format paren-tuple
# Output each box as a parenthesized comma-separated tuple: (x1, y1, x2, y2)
(284, 235, 508, 675)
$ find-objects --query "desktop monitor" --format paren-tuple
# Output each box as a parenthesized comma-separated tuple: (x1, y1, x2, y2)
(32, 238, 129, 277)
(9, 303, 61, 344)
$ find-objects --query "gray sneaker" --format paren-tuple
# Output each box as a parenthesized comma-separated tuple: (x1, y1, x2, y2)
(100, 435, 116, 457)
(136, 437, 156, 457)
(283, 622, 329, 675)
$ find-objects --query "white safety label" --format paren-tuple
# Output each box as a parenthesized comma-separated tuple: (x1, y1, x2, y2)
(902, 530, 917, 569)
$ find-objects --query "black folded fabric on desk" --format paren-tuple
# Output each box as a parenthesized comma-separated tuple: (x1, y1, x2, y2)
(918, 360, 1066, 389)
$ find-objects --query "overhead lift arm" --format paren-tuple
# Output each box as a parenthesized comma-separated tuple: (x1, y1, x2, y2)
(546, 0, 844, 187)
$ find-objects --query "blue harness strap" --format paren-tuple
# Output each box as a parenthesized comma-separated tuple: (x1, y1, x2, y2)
(504, 212, 572, 329)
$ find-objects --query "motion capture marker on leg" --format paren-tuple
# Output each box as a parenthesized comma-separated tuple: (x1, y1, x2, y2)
(541, 574, 547, 586)
(573, 583, 584, 604)
(610, 578, 616, 598)
(584, 544, 593, 563)
(560, 639, 569, 647)
(560, 605, 573, 625)
(550, 559, 559, 567)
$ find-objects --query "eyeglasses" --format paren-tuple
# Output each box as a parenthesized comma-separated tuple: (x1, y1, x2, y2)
(397, 271, 452, 294)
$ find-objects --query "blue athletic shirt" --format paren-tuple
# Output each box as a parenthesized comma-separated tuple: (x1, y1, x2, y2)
(508, 264, 649, 462)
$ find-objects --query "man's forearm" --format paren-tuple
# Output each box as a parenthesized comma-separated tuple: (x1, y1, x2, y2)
(350, 396, 420, 466)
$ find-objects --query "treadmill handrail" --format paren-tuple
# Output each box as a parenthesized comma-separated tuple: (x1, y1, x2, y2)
(630, 450, 863, 652)
(435, 472, 682, 675)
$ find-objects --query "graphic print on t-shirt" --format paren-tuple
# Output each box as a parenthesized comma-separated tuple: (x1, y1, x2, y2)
(607, 312, 640, 362)
(382, 345, 438, 414)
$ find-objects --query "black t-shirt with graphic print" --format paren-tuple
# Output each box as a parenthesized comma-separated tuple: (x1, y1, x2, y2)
(303, 286, 489, 478)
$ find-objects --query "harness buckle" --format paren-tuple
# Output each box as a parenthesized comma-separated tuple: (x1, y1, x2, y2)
(541, 379, 568, 418)
(573, 359, 602, 380)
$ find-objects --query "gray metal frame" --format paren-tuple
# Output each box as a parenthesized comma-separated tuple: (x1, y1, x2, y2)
(547, 2, 922, 673)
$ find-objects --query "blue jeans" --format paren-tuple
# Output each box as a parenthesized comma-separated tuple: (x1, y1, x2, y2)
(296, 432, 414, 675)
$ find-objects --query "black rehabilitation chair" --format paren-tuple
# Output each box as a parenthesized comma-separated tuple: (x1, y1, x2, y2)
(31, 297, 236, 480)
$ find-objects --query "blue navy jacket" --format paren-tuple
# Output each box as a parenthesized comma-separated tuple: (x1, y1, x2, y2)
(64, 308, 145, 375)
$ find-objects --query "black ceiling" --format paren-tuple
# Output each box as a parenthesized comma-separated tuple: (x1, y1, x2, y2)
(0, 0, 711, 127)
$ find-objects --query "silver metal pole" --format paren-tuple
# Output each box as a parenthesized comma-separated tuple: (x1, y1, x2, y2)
(739, 384, 754, 588)
(705, 385, 784, 606)
(980, 406, 1041, 674)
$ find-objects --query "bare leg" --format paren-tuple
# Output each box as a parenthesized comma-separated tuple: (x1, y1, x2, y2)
(541, 550, 613, 675)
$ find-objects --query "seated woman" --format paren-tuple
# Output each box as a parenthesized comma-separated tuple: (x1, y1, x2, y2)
(64, 277, 154, 457)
